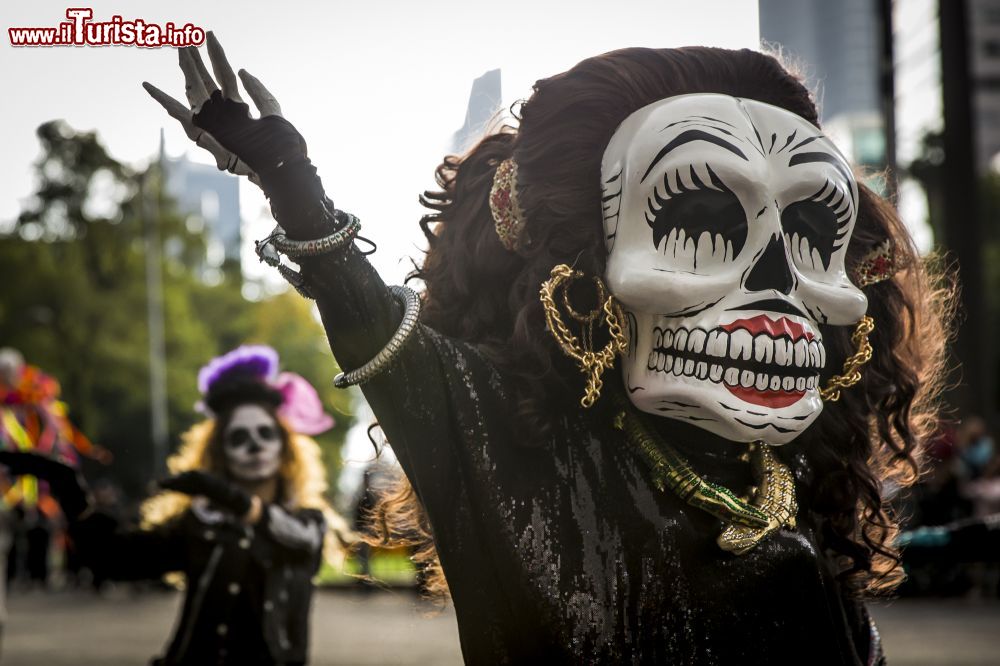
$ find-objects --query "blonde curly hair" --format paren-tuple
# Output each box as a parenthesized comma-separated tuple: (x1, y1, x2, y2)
(141, 412, 354, 567)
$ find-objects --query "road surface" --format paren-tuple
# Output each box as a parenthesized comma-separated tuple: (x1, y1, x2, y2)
(3, 589, 998, 664)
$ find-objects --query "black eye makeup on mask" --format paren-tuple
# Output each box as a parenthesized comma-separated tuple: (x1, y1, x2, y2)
(225, 425, 279, 448)
(645, 163, 748, 270)
(781, 178, 853, 272)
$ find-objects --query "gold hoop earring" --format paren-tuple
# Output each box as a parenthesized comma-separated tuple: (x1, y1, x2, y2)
(539, 264, 628, 408)
(819, 315, 874, 402)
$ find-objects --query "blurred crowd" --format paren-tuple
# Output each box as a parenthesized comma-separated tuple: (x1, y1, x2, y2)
(896, 416, 1000, 597)
(3, 478, 137, 593)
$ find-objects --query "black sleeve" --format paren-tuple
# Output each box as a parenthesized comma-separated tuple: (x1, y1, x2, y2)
(257, 159, 504, 512)
(69, 511, 186, 581)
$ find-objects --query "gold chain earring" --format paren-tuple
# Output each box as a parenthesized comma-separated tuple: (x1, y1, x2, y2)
(819, 315, 874, 402)
(540, 264, 628, 408)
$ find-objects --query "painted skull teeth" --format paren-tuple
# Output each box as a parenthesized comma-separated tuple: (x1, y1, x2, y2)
(645, 316, 824, 409)
(603, 94, 869, 444)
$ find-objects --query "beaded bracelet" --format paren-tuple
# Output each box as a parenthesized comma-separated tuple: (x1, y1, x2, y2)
(334, 285, 421, 388)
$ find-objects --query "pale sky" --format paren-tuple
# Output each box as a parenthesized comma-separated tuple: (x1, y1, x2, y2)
(1, 0, 760, 285)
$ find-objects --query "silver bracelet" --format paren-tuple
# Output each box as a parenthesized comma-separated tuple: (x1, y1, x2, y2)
(270, 211, 361, 258)
(334, 285, 421, 388)
(254, 204, 364, 300)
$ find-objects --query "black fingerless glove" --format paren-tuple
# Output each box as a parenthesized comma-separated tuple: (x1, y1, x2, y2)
(0, 451, 91, 520)
(192, 91, 304, 177)
(158, 470, 253, 517)
(192, 91, 330, 238)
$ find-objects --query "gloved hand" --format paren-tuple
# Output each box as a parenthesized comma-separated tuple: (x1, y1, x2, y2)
(142, 32, 327, 236)
(158, 470, 253, 517)
(0, 450, 90, 520)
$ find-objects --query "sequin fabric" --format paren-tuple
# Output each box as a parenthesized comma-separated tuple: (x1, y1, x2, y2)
(300, 247, 875, 665)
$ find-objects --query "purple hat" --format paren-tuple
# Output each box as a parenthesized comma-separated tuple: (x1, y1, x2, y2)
(197, 345, 334, 435)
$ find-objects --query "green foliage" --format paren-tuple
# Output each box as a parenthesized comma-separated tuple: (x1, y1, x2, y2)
(317, 548, 418, 587)
(0, 121, 351, 496)
(239, 290, 354, 477)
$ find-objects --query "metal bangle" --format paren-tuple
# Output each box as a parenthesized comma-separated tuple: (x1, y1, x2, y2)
(334, 285, 421, 388)
(270, 211, 361, 259)
(254, 204, 363, 300)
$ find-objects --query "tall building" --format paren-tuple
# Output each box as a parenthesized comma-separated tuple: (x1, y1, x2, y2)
(159, 131, 242, 269)
(759, 0, 888, 171)
(763, 0, 1000, 172)
(452, 69, 503, 154)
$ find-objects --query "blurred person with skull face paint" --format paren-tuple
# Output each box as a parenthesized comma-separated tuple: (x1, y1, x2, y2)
(0, 345, 349, 665)
(142, 36, 953, 664)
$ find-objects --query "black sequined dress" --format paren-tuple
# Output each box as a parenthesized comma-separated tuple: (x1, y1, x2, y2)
(296, 240, 878, 666)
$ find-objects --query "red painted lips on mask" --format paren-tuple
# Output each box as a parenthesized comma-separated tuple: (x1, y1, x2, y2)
(720, 314, 815, 408)
(721, 314, 814, 342)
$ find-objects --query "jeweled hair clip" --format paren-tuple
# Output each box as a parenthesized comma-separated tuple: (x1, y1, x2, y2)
(851, 239, 908, 288)
(490, 158, 526, 251)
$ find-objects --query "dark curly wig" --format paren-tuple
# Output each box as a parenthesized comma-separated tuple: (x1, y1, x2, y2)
(371, 46, 952, 597)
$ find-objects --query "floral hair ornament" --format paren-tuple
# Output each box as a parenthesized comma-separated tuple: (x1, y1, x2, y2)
(490, 158, 526, 251)
(196, 345, 334, 435)
(851, 239, 909, 288)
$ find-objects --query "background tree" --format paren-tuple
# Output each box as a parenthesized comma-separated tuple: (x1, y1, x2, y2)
(0, 121, 351, 498)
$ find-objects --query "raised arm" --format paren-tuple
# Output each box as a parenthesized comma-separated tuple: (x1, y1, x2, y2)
(141, 35, 471, 484)
(142, 34, 399, 366)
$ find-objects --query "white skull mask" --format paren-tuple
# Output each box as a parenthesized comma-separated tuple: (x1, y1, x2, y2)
(222, 404, 283, 482)
(601, 94, 868, 445)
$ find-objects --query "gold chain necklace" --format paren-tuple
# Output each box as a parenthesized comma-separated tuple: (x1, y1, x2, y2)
(614, 401, 798, 555)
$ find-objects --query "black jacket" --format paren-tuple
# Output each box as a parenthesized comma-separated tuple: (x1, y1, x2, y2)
(292, 239, 881, 665)
(72, 501, 324, 665)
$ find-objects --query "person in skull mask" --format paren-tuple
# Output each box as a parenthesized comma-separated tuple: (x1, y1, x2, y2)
(143, 36, 952, 664)
(0, 345, 346, 666)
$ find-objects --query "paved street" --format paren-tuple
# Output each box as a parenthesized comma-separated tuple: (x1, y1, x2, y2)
(3, 587, 464, 665)
(869, 598, 1000, 665)
(3, 589, 999, 664)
